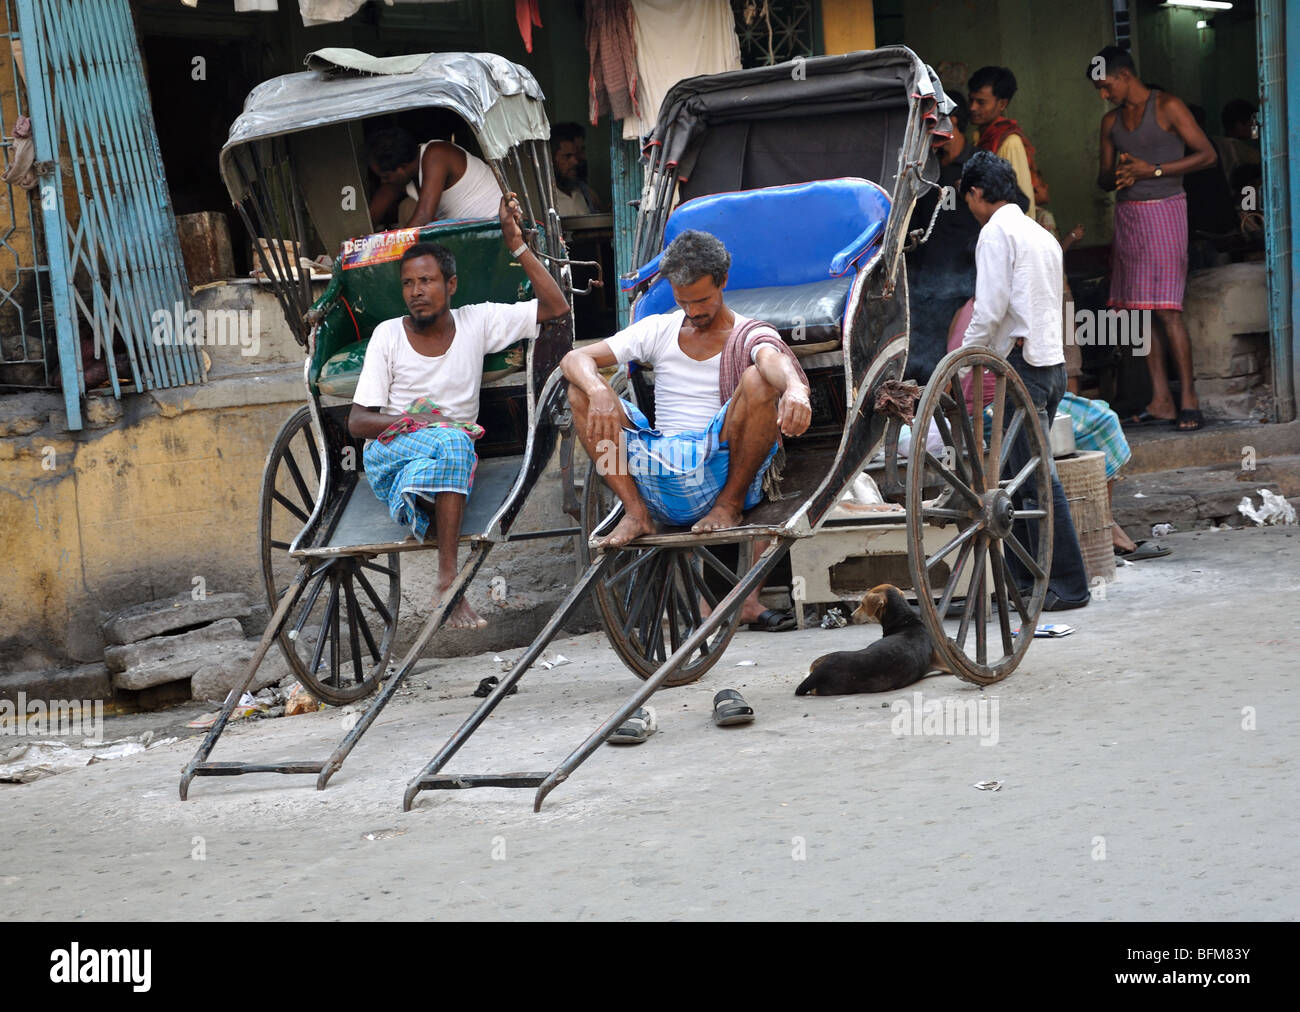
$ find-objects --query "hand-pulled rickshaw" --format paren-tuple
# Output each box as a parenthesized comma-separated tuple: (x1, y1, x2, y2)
(182, 46, 1056, 812)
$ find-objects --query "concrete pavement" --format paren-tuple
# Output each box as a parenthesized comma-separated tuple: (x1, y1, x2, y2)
(3, 526, 1297, 921)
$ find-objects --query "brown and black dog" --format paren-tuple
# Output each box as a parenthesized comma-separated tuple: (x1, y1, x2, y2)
(795, 584, 948, 696)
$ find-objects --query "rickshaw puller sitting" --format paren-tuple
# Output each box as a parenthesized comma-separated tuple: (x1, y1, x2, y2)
(348, 193, 570, 629)
(561, 230, 812, 555)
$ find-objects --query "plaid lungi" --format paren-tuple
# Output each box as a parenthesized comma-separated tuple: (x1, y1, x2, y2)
(363, 426, 478, 540)
(1057, 391, 1131, 480)
(619, 398, 777, 526)
(1110, 192, 1188, 311)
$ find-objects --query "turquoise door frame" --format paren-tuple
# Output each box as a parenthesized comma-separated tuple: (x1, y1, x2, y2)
(1257, 0, 1297, 422)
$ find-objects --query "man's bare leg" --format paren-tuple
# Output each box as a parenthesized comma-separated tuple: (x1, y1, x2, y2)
(1141, 319, 1178, 421)
(1154, 309, 1200, 424)
(692, 366, 781, 533)
(568, 384, 659, 548)
(700, 537, 770, 624)
(1108, 480, 1137, 552)
(433, 491, 486, 629)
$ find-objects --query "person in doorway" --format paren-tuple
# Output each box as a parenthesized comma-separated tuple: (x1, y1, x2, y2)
(968, 65, 1046, 220)
(366, 126, 502, 228)
(959, 149, 1091, 611)
(1087, 46, 1218, 431)
(551, 122, 602, 214)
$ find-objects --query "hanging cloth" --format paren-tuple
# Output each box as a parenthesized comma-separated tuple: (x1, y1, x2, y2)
(515, 0, 543, 53)
(585, 0, 640, 125)
(624, 0, 741, 140)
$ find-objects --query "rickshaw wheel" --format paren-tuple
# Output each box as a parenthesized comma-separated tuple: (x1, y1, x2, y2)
(578, 458, 750, 687)
(905, 347, 1053, 686)
(258, 406, 401, 705)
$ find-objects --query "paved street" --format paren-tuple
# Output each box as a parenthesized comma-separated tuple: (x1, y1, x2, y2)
(4, 526, 1297, 921)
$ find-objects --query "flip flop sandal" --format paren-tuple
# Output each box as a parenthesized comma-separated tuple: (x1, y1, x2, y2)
(713, 689, 754, 727)
(472, 676, 518, 698)
(1125, 410, 1174, 427)
(748, 608, 796, 632)
(1115, 539, 1171, 561)
(1175, 409, 1204, 431)
(607, 706, 657, 745)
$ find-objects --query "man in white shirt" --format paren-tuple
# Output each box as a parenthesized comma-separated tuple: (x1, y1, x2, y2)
(561, 230, 812, 554)
(960, 150, 1090, 610)
(349, 193, 570, 628)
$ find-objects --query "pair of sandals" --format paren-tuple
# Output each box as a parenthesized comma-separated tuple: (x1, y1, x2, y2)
(1128, 408, 1204, 431)
(607, 689, 754, 745)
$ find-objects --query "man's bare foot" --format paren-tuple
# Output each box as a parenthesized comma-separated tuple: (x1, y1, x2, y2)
(701, 594, 766, 624)
(442, 596, 488, 630)
(1112, 522, 1137, 554)
(1142, 399, 1178, 422)
(595, 512, 657, 549)
(691, 501, 743, 533)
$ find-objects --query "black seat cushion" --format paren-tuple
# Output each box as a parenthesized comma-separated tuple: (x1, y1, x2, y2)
(726, 276, 854, 349)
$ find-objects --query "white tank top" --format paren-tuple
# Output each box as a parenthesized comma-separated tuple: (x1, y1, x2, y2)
(405, 142, 501, 220)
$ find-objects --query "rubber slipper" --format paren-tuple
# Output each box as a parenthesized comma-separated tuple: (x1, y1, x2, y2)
(607, 706, 656, 745)
(472, 676, 518, 698)
(748, 608, 796, 632)
(1175, 408, 1204, 431)
(1125, 409, 1174, 427)
(713, 689, 754, 727)
(1114, 540, 1170, 561)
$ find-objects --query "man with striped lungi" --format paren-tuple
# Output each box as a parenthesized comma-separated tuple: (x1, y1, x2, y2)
(1088, 46, 1218, 432)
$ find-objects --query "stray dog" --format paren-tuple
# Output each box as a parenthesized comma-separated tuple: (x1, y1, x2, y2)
(795, 584, 947, 696)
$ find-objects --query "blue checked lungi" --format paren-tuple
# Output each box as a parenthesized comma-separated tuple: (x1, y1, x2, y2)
(1057, 391, 1131, 480)
(363, 426, 478, 540)
(619, 397, 778, 527)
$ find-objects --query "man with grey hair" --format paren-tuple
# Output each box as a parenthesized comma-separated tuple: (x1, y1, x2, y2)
(561, 230, 811, 552)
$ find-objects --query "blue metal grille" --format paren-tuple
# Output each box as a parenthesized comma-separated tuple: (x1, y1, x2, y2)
(16, 0, 202, 428)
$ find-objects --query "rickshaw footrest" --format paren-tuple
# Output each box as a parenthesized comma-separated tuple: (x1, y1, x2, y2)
(415, 772, 547, 790)
(193, 761, 325, 776)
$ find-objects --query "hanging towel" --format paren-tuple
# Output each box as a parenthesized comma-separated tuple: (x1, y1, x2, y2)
(624, 0, 740, 140)
(2, 115, 39, 191)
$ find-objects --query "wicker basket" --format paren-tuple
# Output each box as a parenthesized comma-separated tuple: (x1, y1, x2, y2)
(1056, 450, 1115, 584)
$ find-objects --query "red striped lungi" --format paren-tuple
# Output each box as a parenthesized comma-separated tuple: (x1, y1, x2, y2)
(1109, 192, 1188, 311)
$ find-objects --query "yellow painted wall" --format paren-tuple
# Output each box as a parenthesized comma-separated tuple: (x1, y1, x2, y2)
(822, 0, 876, 55)
(0, 395, 298, 669)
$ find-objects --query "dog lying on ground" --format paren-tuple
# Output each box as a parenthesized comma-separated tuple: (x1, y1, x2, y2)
(795, 584, 948, 696)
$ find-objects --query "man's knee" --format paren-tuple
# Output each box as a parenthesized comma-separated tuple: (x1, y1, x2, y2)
(567, 383, 589, 412)
(739, 364, 779, 403)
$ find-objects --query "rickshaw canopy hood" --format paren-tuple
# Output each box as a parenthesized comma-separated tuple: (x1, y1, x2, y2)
(645, 46, 952, 184)
(219, 48, 549, 201)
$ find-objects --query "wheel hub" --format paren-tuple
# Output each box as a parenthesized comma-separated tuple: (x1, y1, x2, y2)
(982, 488, 1015, 538)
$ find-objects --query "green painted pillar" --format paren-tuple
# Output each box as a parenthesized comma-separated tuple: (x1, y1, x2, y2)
(609, 133, 641, 329)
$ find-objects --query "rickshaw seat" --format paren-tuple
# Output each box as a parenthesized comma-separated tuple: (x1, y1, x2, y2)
(628, 178, 889, 342)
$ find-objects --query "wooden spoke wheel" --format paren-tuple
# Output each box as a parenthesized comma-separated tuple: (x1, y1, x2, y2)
(577, 457, 751, 687)
(905, 347, 1053, 685)
(258, 406, 400, 704)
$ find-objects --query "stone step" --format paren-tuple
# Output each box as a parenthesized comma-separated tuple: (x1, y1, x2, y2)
(1123, 418, 1300, 475)
(103, 591, 251, 646)
(104, 618, 246, 673)
(1112, 454, 1300, 533)
(0, 663, 112, 706)
(111, 638, 291, 696)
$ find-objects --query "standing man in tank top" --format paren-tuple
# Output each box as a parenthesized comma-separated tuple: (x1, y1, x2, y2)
(1088, 46, 1217, 431)
(366, 126, 503, 228)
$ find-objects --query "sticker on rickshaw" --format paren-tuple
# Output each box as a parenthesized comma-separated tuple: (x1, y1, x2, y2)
(339, 228, 420, 270)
